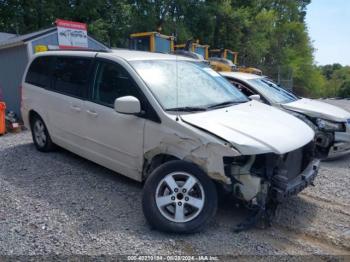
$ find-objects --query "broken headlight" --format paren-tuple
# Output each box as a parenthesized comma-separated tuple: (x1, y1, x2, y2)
(316, 118, 345, 132)
(287, 111, 317, 131)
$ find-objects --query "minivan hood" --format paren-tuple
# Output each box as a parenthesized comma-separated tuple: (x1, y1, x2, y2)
(282, 98, 350, 122)
(181, 101, 314, 155)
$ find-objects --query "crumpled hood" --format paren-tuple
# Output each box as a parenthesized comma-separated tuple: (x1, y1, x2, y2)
(282, 98, 350, 122)
(181, 101, 314, 155)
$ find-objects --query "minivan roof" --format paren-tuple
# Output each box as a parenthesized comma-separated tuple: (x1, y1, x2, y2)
(34, 49, 196, 62)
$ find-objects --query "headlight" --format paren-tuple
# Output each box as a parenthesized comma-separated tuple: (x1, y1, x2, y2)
(316, 118, 344, 131)
(287, 110, 317, 131)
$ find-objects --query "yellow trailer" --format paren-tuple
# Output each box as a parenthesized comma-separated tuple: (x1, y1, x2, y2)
(175, 42, 210, 60)
(209, 49, 238, 65)
(129, 32, 174, 53)
(209, 48, 262, 75)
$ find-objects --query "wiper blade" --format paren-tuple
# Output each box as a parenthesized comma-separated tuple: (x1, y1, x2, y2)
(166, 106, 207, 112)
(207, 101, 243, 109)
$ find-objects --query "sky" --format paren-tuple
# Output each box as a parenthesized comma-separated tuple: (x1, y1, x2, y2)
(305, 0, 350, 66)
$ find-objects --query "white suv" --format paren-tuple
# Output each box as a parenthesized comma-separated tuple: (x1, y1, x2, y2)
(221, 71, 350, 159)
(21, 50, 319, 233)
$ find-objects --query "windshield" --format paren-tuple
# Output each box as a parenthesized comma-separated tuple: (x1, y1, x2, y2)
(247, 78, 299, 104)
(131, 60, 248, 111)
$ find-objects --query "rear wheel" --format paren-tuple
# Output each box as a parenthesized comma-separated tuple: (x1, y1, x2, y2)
(142, 160, 217, 233)
(30, 115, 55, 152)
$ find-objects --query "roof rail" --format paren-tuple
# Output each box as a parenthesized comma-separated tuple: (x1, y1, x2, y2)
(47, 48, 111, 53)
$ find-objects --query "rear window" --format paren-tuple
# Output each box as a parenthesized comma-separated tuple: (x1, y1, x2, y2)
(25, 56, 51, 88)
(51, 56, 92, 98)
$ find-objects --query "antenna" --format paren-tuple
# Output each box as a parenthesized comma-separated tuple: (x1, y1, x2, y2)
(173, 28, 179, 121)
(175, 50, 179, 121)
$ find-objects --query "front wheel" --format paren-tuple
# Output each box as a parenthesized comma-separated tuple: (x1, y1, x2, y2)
(142, 160, 218, 233)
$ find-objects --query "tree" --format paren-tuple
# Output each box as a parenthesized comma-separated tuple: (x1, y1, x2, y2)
(339, 81, 350, 98)
(0, 0, 329, 97)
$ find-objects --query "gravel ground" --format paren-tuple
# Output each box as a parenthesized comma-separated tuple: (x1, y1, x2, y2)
(0, 100, 349, 258)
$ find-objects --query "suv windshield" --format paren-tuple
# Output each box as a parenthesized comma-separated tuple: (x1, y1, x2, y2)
(247, 78, 299, 104)
(131, 60, 248, 111)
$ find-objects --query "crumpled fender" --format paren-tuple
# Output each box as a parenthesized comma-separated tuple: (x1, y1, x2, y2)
(144, 130, 240, 184)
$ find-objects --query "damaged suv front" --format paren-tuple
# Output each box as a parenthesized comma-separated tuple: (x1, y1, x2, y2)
(282, 99, 350, 159)
(220, 72, 350, 159)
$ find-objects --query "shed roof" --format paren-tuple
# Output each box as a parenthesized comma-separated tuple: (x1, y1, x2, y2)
(0, 27, 108, 50)
(0, 27, 56, 49)
(0, 32, 16, 42)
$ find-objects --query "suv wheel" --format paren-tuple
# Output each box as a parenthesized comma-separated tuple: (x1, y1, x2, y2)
(142, 160, 217, 233)
(30, 115, 55, 152)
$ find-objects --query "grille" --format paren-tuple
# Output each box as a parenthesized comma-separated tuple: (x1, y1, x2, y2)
(270, 141, 315, 187)
(280, 141, 315, 180)
(281, 147, 303, 180)
(249, 141, 315, 183)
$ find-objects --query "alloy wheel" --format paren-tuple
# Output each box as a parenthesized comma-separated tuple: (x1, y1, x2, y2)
(155, 172, 205, 223)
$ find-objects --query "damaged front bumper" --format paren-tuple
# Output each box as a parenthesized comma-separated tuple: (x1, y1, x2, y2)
(232, 156, 320, 233)
(316, 121, 350, 159)
(328, 128, 350, 158)
(328, 142, 350, 159)
(271, 159, 320, 202)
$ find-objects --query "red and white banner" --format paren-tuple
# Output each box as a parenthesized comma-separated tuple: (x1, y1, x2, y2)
(56, 19, 88, 48)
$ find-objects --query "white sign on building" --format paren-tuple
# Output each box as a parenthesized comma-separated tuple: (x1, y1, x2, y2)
(56, 19, 88, 48)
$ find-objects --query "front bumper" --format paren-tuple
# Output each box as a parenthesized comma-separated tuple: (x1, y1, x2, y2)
(328, 142, 350, 159)
(272, 159, 320, 202)
(335, 129, 350, 143)
(328, 128, 350, 158)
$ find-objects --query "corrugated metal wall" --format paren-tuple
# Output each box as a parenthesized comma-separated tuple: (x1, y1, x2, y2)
(0, 45, 29, 118)
(194, 46, 205, 57)
(155, 36, 171, 53)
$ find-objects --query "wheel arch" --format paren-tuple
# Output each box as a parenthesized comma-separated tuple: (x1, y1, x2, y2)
(143, 153, 180, 181)
(28, 110, 41, 126)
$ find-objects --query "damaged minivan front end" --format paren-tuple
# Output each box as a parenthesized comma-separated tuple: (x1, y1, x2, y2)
(225, 144, 319, 210)
(130, 57, 320, 233)
(177, 100, 320, 230)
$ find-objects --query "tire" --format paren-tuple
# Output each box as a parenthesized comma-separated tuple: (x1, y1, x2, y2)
(142, 160, 218, 233)
(30, 114, 55, 152)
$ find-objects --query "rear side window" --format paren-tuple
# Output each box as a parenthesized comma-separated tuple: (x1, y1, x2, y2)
(51, 57, 92, 98)
(25, 56, 51, 88)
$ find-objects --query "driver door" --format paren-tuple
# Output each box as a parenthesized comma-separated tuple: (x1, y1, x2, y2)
(83, 59, 145, 181)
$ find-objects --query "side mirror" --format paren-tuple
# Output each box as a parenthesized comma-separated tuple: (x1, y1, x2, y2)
(114, 96, 141, 114)
(249, 94, 261, 101)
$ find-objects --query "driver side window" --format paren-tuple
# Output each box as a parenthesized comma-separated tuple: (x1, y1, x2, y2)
(93, 61, 140, 107)
(231, 81, 255, 97)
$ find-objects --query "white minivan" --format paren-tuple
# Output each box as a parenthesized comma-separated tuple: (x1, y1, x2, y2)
(22, 50, 320, 233)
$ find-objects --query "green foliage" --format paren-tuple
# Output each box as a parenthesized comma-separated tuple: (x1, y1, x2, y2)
(339, 81, 350, 97)
(319, 65, 350, 98)
(0, 0, 337, 97)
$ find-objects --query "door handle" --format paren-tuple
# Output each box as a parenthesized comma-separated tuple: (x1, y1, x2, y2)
(70, 105, 81, 112)
(86, 109, 98, 117)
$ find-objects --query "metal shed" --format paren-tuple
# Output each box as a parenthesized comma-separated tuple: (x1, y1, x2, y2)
(0, 27, 108, 119)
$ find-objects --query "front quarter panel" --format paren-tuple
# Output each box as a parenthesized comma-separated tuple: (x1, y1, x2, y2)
(143, 117, 240, 184)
